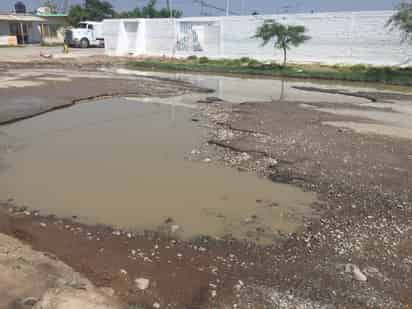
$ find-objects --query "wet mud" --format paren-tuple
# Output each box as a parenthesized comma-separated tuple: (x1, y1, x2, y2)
(1, 65, 412, 308)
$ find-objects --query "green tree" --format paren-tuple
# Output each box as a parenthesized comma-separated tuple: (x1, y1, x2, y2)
(68, 5, 88, 26)
(85, 0, 115, 20)
(42, 0, 58, 13)
(387, 2, 412, 42)
(68, 0, 115, 26)
(116, 7, 142, 18)
(117, 0, 182, 18)
(253, 19, 310, 66)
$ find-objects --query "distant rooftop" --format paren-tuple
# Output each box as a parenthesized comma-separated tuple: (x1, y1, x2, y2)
(36, 13, 68, 17)
(0, 12, 46, 22)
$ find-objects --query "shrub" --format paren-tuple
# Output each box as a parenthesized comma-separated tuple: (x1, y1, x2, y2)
(198, 56, 209, 64)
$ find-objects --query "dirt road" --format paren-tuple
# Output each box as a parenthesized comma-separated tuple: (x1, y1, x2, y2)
(0, 60, 411, 308)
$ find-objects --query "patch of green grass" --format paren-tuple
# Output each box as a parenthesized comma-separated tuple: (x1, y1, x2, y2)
(126, 57, 412, 86)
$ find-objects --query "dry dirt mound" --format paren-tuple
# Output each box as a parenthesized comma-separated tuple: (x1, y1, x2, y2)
(0, 233, 124, 309)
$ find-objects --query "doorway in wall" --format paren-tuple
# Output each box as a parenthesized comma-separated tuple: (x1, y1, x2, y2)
(9, 22, 29, 44)
(123, 21, 139, 52)
(175, 21, 221, 56)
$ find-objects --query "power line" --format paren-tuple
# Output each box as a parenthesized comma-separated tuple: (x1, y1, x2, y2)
(193, 0, 239, 16)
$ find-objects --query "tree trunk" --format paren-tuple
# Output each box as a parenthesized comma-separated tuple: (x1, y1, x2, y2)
(282, 47, 287, 66)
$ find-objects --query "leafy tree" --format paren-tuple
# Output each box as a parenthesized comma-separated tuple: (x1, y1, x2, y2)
(253, 19, 310, 66)
(68, 0, 115, 26)
(67, 5, 88, 26)
(387, 2, 412, 42)
(42, 0, 58, 13)
(117, 0, 182, 18)
(85, 0, 115, 20)
(116, 7, 142, 18)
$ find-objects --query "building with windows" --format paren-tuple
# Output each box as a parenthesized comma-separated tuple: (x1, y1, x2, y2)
(36, 12, 68, 45)
(0, 11, 67, 46)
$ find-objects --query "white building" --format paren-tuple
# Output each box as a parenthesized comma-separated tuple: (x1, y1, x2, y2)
(103, 11, 412, 66)
(0, 12, 67, 46)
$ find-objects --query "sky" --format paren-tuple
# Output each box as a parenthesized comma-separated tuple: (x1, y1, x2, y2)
(0, 0, 400, 16)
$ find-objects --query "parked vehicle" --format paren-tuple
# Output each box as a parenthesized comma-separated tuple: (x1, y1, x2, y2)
(64, 21, 104, 48)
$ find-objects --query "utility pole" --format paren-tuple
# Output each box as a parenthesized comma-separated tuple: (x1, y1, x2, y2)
(225, 0, 229, 16)
(61, 0, 69, 13)
(166, 0, 172, 17)
(200, 0, 204, 15)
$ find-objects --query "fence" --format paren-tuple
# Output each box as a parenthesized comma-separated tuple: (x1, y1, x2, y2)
(102, 11, 412, 66)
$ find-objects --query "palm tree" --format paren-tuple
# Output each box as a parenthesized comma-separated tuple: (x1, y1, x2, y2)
(253, 19, 310, 66)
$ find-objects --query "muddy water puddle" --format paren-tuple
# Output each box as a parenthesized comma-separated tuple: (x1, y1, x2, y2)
(114, 69, 412, 140)
(0, 98, 316, 244)
(114, 68, 372, 104)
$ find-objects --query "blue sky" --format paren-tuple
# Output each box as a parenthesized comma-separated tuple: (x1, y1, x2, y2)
(1, 0, 400, 16)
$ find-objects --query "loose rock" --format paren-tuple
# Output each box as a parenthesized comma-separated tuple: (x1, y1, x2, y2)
(135, 278, 150, 290)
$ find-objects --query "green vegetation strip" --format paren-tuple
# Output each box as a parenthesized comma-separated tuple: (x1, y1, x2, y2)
(127, 57, 412, 86)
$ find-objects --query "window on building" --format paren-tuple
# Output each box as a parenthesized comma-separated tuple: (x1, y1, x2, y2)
(40, 24, 59, 38)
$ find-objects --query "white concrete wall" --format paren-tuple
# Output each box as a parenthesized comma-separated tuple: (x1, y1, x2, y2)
(30, 22, 42, 43)
(145, 18, 176, 56)
(103, 11, 412, 66)
(0, 21, 10, 45)
(102, 19, 122, 55)
(0, 21, 9, 36)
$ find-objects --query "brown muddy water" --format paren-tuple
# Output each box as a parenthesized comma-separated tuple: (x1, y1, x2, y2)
(0, 98, 316, 244)
(114, 69, 412, 141)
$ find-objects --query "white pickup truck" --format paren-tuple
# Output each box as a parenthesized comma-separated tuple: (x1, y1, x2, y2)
(64, 21, 104, 48)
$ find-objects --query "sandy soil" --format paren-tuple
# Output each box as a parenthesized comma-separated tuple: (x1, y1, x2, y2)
(0, 62, 412, 308)
(0, 230, 123, 309)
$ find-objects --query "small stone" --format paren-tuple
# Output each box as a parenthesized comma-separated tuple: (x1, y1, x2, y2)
(112, 230, 121, 236)
(345, 264, 367, 281)
(39, 222, 47, 228)
(177, 253, 183, 258)
(353, 267, 367, 281)
(211, 290, 217, 298)
(153, 302, 160, 308)
(171, 224, 180, 233)
(164, 217, 174, 224)
(135, 278, 150, 290)
(120, 269, 128, 275)
(203, 158, 212, 163)
(127, 232, 133, 239)
(243, 217, 254, 224)
(364, 266, 379, 274)
(20, 297, 39, 306)
(234, 284, 242, 291)
(24, 211, 31, 216)
(131, 249, 137, 256)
